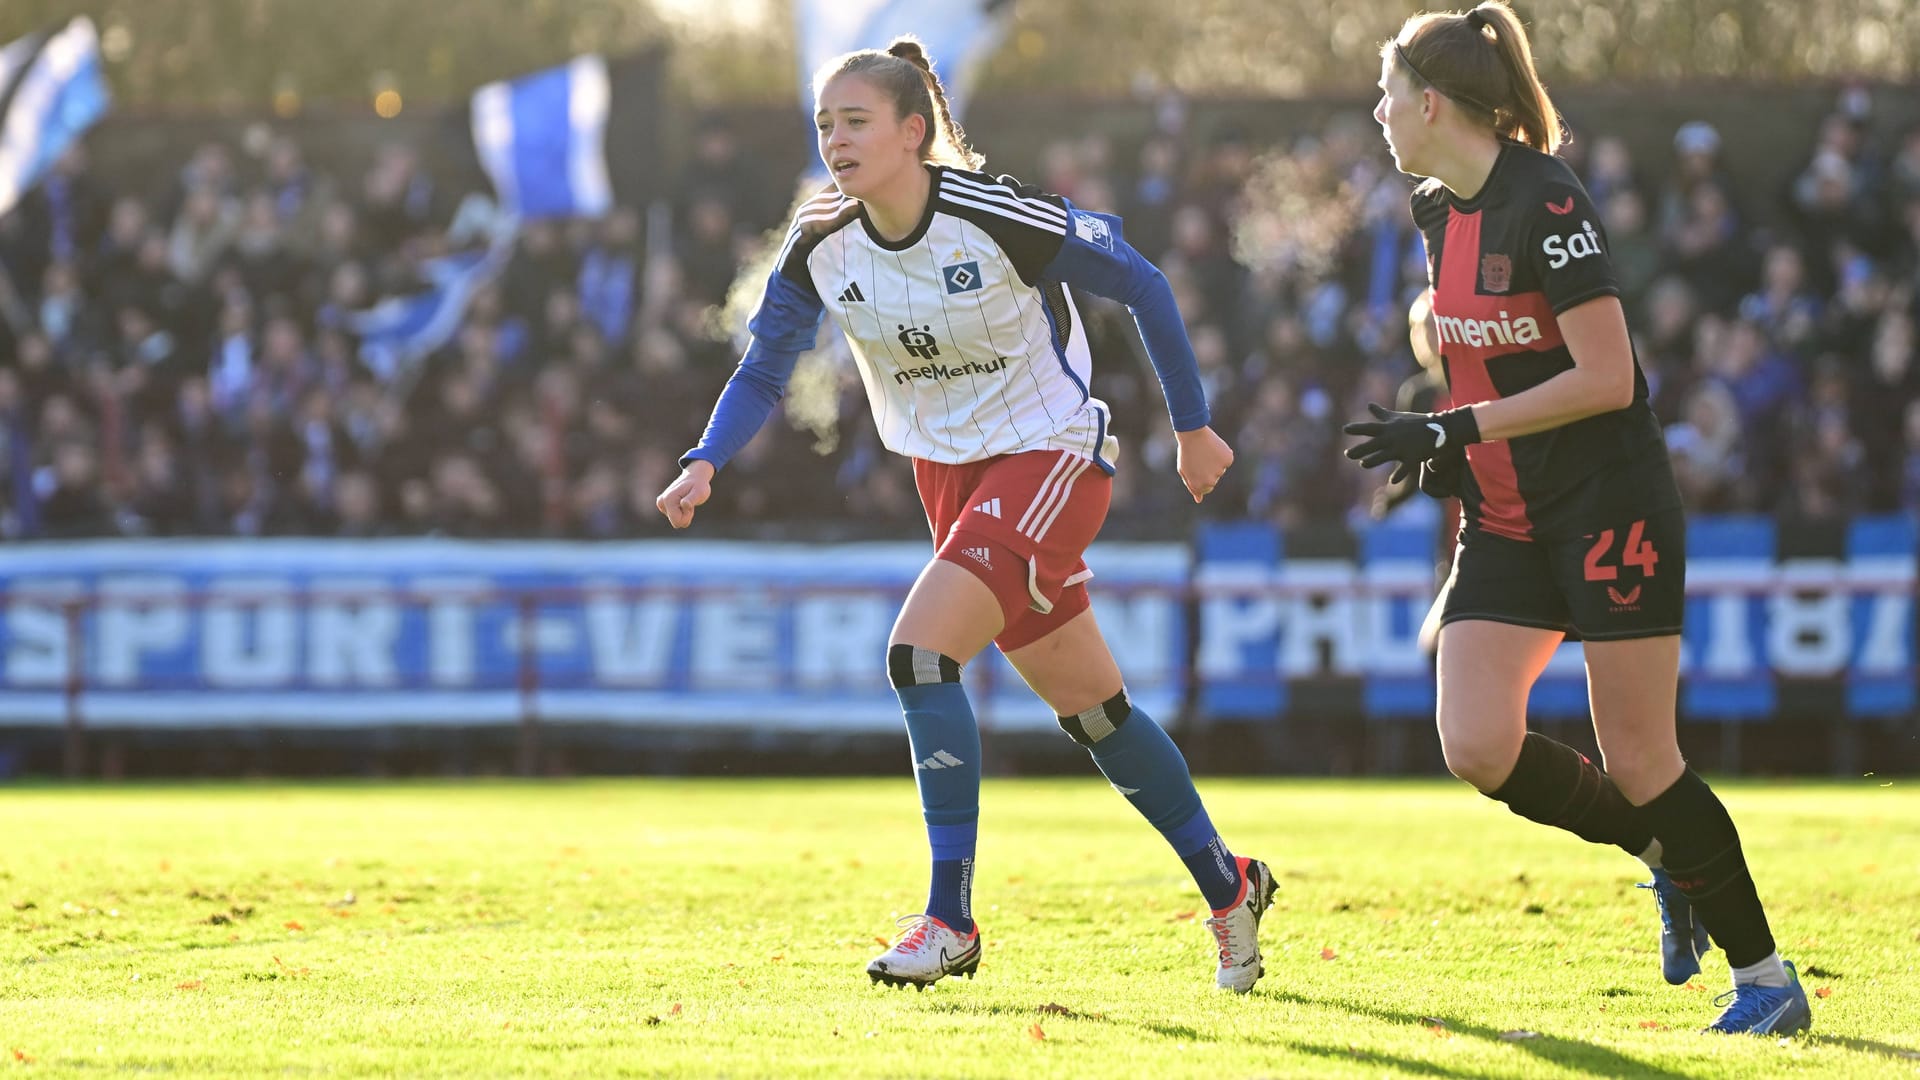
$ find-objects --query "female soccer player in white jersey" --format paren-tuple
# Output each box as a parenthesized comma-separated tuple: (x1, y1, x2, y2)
(655, 37, 1274, 993)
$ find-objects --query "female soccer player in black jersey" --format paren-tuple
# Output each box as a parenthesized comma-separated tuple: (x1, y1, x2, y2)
(1344, 2, 1810, 1035)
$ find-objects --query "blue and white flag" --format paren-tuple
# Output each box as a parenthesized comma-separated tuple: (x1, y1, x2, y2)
(347, 222, 516, 381)
(0, 16, 111, 220)
(793, 0, 1012, 119)
(470, 55, 612, 220)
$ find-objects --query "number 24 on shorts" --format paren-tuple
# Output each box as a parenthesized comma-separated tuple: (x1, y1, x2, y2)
(1582, 519, 1659, 582)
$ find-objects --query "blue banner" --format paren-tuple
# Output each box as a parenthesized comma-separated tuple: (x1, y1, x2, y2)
(1194, 516, 1917, 722)
(1, 518, 1911, 731)
(0, 540, 1187, 731)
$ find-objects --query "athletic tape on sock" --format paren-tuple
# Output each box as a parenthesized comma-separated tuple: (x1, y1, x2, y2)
(1057, 689, 1132, 746)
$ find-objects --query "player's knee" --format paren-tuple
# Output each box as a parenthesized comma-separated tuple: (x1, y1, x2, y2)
(1439, 727, 1521, 792)
(887, 643, 963, 689)
(1595, 743, 1684, 804)
(1057, 689, 1132, 746)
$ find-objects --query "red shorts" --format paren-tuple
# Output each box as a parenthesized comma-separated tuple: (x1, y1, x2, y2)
(915, 449, 1112, 652)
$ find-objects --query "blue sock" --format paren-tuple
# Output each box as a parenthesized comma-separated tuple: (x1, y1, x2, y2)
(890, 645, 980, 935)
(1061, 691, 1244, 912)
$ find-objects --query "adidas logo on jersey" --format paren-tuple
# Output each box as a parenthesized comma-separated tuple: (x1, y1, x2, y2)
(838, 282, 866, 303)
(970, 498, 1001, 518)
(916, 750, 966, 771)
(961, 546, 994, 570)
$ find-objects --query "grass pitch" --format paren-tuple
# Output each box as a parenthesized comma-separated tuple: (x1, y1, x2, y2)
(2, 777, 1916, 1078)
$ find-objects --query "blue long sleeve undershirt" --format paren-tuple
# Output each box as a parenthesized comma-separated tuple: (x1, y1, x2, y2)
(1040, 229, 1211, 432)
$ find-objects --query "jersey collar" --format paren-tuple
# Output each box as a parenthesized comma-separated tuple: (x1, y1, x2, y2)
(859, 163, 943, 252)
(1445, 139, 1517, 214)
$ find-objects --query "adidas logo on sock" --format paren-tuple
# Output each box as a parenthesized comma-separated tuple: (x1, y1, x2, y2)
(838, 282, 866, 303)
(916, 750, 966, 771)
(961, 546, 993, 570)
(970, 498, 1001, 518)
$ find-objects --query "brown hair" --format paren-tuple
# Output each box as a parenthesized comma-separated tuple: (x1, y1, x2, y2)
(813, 35, 985, 171)
(1385, 2, 1563, 155)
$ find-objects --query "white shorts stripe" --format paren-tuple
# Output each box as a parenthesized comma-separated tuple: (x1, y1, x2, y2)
(1029, 456, 1091, 542)
(1015, 452, 1076, 536)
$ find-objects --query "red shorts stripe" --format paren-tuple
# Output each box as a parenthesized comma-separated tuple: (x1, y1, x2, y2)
(915, 449, 1110, 652)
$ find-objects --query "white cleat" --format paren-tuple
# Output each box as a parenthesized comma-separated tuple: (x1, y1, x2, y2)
(1205, 857, 1276, 994)
(865, 914, 982, 990)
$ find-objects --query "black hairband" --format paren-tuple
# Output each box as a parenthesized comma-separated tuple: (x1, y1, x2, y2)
(1466, 10, 1488, 31)
(1394, 39, 1501, 116)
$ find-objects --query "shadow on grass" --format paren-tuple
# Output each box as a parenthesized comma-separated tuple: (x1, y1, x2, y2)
(919, 991, 1918, 1076)
(1265, 989, 1697, 1080)
(1286, 1041, 1483, 1078)
(1804, 1033, 1920, 1063)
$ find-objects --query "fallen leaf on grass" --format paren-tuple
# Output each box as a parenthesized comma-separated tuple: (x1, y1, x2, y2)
(1320, 947, 1337, 961)
(1037, 1003, 1075, 1017)
(643, 1016, 663, 1027)
(1029, 1024, 1046, 1041)
(1499, 1030, 1541, 1041)
(1420, 1017, 1448, 1030)
(1815, 987, 1832, 999)
(873, 936, 889, 947)
(1638, 1020, 1668, 1030)
(1168, 910, 1196, 922)
(283, 921, 303, 932)
(768, 954, 784, 963)
(1803, 965, 1840, 979)
(670, 1004, 682, 1016)
(11, 1048, 34, 1063)
(176, 980, 203, 991)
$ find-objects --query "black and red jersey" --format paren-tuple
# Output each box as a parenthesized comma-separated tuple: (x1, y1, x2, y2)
(1412, 140, 1679, 542)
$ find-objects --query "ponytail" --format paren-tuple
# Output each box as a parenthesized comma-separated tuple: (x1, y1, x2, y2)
(1386, 1, 1564, 155)
(814, 36, 986, 171)
(885, 37, 984, 171)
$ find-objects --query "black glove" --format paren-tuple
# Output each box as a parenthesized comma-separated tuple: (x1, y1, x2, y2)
(1343, 403, 1481, 485)
(1419, 444, 1468, 499)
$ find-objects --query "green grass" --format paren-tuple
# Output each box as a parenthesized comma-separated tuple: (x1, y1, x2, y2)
(2, 778, 1917, 1078)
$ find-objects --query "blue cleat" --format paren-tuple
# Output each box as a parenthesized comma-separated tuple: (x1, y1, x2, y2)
(1638, 869, 1713, 985)
(1704, 960, 1813, 1035)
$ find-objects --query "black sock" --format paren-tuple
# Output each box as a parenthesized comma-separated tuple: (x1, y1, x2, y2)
(1636, 768, 1776, 968)
(1486, 733, 1654, 857)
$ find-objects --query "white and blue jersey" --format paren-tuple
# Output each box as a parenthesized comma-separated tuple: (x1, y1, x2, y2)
(684, 164, 1210, 475)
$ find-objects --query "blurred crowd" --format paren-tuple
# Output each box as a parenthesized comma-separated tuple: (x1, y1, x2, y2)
(3, 87, 1918, 543)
